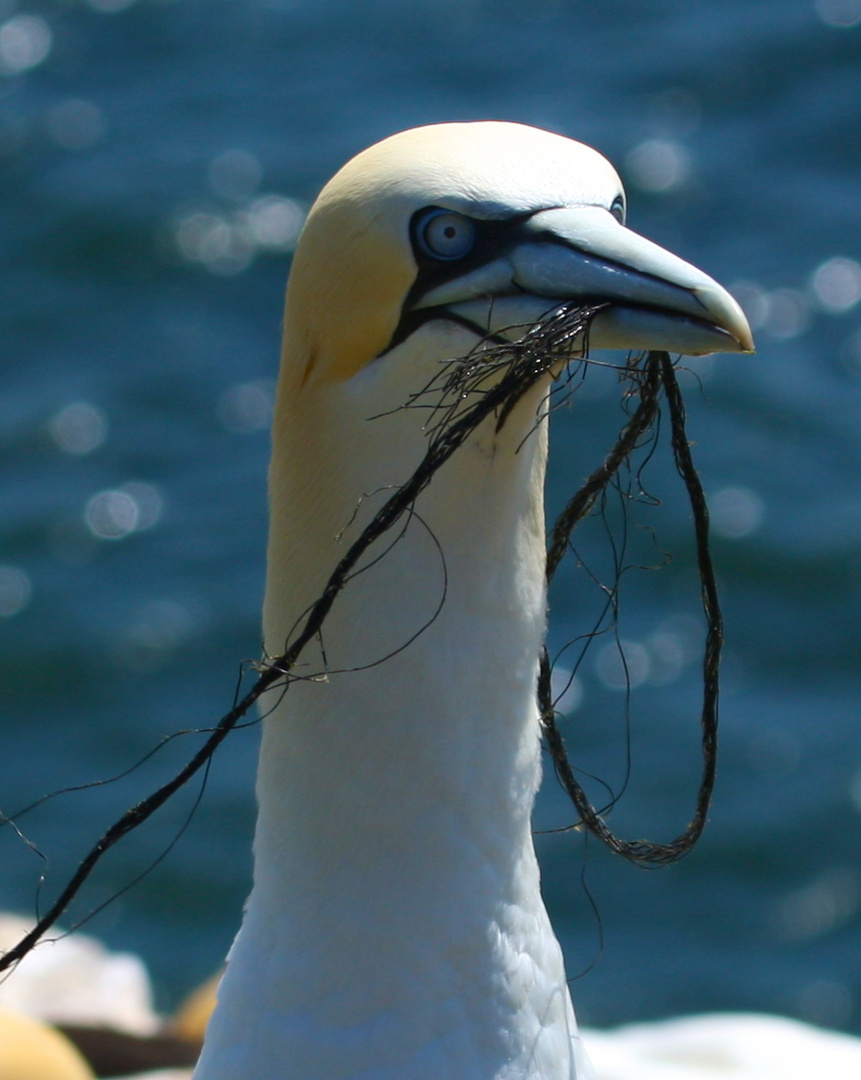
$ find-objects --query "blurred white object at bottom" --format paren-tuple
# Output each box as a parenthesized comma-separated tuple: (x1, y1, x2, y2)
(585, 1013, 861, 1079)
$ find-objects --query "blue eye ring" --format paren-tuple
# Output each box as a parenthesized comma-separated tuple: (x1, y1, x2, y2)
(610, 196, 626, 224)
(415, 208, 477, 261)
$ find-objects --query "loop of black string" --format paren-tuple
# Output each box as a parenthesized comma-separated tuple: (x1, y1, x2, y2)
(538, 350, 721, 866)
(0, 323, 720, 971)
(0, 304, 598, 972)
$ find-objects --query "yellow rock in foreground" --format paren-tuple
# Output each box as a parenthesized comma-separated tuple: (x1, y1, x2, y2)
(0, 1008, 94, 1080)
(171, 972, 221, 1045)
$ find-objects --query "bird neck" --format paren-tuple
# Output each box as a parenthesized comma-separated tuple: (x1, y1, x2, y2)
(197, 344, 591, 1079)
(258, 353, 552, 902)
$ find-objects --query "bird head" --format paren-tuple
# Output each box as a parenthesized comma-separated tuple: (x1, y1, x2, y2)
(281, 121, 753, 393)
(264, 122, 753, 642)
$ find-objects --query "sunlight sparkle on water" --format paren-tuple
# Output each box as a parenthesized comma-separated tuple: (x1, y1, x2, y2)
(117, 597, 207, 672)
(796, 978, 854, 1029)
(217, 380, 275, 433)
(208, 149, 264, 202)
(810, 256, 861, 314)
(709, 486, 764, 539)
(49, 401, 109, 456)
(591, 615, 703, 692)
(550, 666, 584, 714)
(0, 15, 51, 75)
(84, 483, 162, 540)
(729, 281, 771, 331)
(119, 482, 163, 531)
(731, 280, 816, 339)
(776, 868, 861, 944)
(175, 195, 306, 274)
(761, 288, 811, 340)
(47, 99, 106, 151)
(245, 195, 305, 250)
(176, 212, 255, 275)
(0, 566, 32, 618)
(841, 328, 861, 377)
(625, 138, 691, 194)
(595, 639, 651, 691)
(815, 0, 861, 27)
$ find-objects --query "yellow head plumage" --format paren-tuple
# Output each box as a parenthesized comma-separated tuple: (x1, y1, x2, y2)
(280, 121, 625, 389)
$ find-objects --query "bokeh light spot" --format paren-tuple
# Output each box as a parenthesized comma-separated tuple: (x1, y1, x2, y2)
(119, 598, 201, 672)
(595, 639, 651, 690)
(795, 979, 853, 1029)
(729, 280, 771, 331)
(119, 481, 163, 531)
(128, 599, 193, 651)
(47, 99, 106, 151)
(645, 631, 685, 685)
(776, 867, 861, 942)
(85, 483, 165, 540)
(762, 288, 811, 339)
(550, 666, 584, 713)
(841, 328, 861, 378)
(0, 15, 52, 75)
(0, 565, 32, 618)
(217, 380, 275, 433)
(815, 0, 861, 27)
(626, 139, 690, 193)
(208, 149, 263, 202)
(810, 256, 861, 313)
(710, 486, 764, 539)
(85, 490, 139, 540)
(176, 211, 254, 275)
(49, 401, 108, 456)
(245, 195, 305, 250)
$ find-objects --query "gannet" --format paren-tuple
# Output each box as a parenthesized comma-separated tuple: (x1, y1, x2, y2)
(192, 121, 752, 1080)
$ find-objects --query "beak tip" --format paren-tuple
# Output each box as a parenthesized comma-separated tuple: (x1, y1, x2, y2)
(694, 285, 755, 356)
(734, 320, 756, 355)
(716, 334, 755, 356)
(729, 333, 756, 355)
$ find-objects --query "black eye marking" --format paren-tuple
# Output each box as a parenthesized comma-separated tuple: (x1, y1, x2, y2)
(414, 207, 478, 261)
(387, 206, 547, 358)
(610, 196, 626, 224)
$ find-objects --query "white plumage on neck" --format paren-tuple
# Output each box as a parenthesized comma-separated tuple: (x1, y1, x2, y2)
(198, 324, 590, 1079)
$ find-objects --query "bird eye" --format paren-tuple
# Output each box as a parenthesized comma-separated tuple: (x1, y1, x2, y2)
(415, 208, 477, 261)
(610, 196, 626, 224)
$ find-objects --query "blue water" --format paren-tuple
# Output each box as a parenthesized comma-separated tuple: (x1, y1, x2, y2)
(2, 0, 861, 1036)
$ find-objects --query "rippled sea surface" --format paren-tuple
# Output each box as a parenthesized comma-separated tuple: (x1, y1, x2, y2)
(2, 0, 861, 1032)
